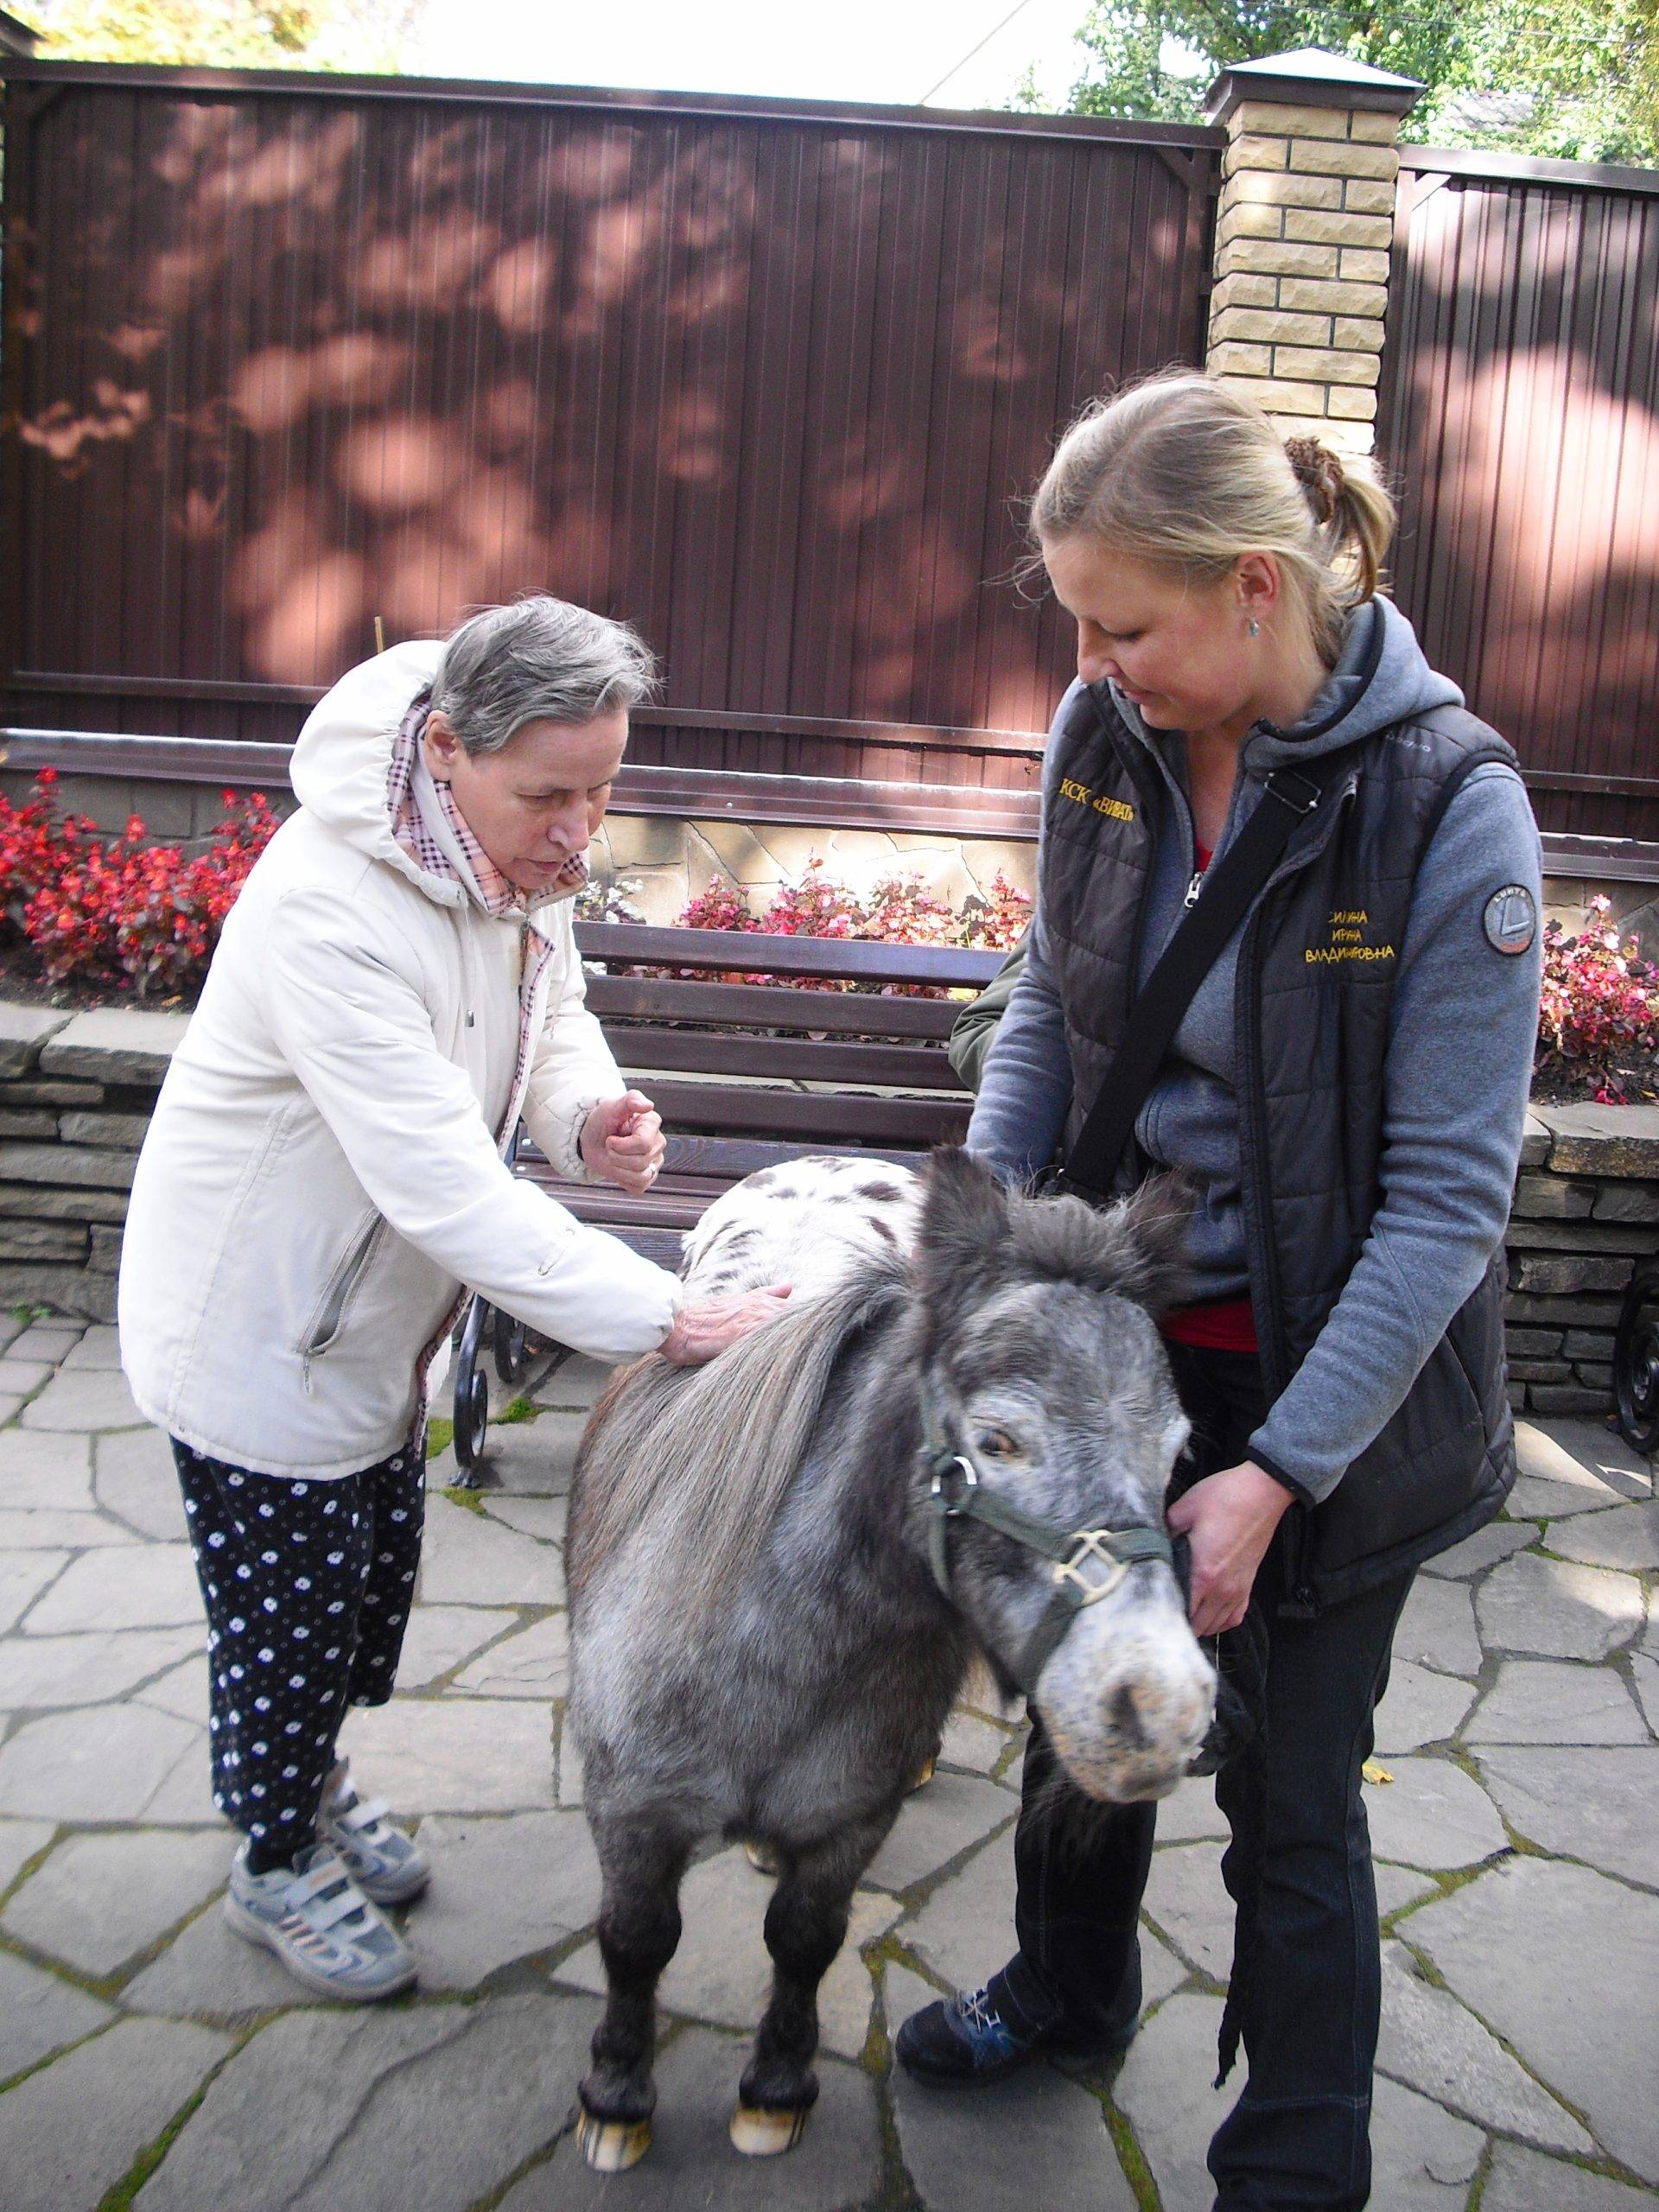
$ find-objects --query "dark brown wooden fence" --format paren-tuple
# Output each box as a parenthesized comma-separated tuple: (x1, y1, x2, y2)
(1380, 149, 1659, 842)
(0, 61, 1218, 795)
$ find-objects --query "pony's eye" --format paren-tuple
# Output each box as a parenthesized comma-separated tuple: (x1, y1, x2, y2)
(976, 1427, 1020, 1459)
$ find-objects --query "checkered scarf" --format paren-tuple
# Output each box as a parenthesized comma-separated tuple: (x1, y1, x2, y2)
(386, 690, 576, 1434)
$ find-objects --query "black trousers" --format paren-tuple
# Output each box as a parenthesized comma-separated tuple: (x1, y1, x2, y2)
(174, 1437, 425, 1851)
(1013, 1344, 1412, 2211)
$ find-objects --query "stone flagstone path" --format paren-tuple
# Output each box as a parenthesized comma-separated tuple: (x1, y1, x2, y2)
(0, 1323, 1655, 2209)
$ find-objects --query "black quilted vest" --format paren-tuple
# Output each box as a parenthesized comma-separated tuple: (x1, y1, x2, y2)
(1042, 676, 1520, 1611)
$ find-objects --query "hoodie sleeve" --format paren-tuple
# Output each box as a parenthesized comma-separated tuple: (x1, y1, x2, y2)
(264, 886, 681, 1363)
(518, 912, 631, 1182)
(963, 690, 1077, 1182)
(1248, 763, 1542, 1503)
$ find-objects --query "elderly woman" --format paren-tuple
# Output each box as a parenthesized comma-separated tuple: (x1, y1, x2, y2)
(119, 597, 786, 2002)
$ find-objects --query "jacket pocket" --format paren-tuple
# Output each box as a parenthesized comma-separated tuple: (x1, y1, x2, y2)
(296, 1213, 386, 1372)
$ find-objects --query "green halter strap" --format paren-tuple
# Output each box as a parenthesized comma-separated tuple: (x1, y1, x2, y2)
(918, 1378, 1176, 1696)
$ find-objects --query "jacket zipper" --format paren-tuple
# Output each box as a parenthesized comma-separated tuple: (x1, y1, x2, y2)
(1236, 774, 1358, 1618)
(299, 1217, 386, 1389)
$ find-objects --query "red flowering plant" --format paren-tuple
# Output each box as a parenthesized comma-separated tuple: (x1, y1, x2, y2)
(0, 778, 278, 1000)
(1536, 895, 1659, 1104)
(959, 869, 1033, 953)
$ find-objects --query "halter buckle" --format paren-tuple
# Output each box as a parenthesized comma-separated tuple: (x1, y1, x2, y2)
(1052, 1529, 1133, 1607)
(931, 1454, 979, 1511)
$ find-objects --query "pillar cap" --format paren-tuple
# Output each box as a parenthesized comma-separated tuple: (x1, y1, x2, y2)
(1205, 47, 1424, 126)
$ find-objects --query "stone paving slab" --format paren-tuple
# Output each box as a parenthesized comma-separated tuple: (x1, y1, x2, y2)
(861, 1771, 1014, 1894)
(1547, 1499, 1659, 1571)
(0, 1702, 203, 1821)
(1360, 1758, 1509, 1872)
(1474, 1745, 1659, 1886)
(1466, 1657, 1649, 1744)
(1410, 1854, 1659, 2185)
(0, 1815, 53, 1896)
(0, 1548, 67, 1633)
(1477, 1551, 1646, 1661)
(1421, 1520, 1536, 1578)
(141, 1993, 600, 2212)
(1, 1625, 203, 1709)
(1394, 1578, 1483, 1678)
(451, 1611, 569, 1697)
(0, 1945, 115, 2080)
(22, 1541, 200, 1631)
(410, 1810, 601, 1990)
(19, 1364, 144, 1431)
(0, 2017, 230, 2212)
(0, 1427, 95, 1509)
(95, 1426, 190, 1539)
(892, 2024, 1136, 2212)
(3, 1826, 231, 1976)
(393, 1603, 520, 1688)
(1376, 1939, 1595, 2154)
(417, 1495, 563, 1607)
(1375, 1658, 1478, 1752)
(334, 1697, 557, 1814)
(1484, 2143, 1659, 2211)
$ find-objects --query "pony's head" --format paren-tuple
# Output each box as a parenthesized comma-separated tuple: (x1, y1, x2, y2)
(912, 1148, 1215, 1802)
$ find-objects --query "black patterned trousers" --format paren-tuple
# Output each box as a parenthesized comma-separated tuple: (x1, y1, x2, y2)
(172, 1437, 425, 1848)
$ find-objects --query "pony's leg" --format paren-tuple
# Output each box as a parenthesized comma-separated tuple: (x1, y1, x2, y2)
(732, 1809, 892, 2157)
(578, 1815, 692, 2173)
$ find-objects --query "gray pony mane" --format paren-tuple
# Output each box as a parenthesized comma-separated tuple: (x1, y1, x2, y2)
(569, 1255, 908, 1613)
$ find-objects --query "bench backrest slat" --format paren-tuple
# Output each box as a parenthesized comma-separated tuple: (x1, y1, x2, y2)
(576, 922, 1004, 990)
(582, 974, 964, 1040)
(610, 1027, 959, 1090)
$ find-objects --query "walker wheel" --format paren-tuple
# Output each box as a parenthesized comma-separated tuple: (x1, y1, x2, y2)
(493, 1306, 531, 1385)
(1614, 1261, 1659, 1456)
(454, 1363, 490, 1471)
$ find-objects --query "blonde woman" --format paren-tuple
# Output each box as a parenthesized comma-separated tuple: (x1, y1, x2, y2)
(898, 373, 1541, 2211)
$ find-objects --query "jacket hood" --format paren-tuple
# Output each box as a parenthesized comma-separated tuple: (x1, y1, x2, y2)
(289, 639, 461, 904)
(1108, 596, 1464, 777)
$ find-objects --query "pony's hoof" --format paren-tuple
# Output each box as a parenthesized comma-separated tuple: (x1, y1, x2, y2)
(910, 1749, 938, 1793)
(743, 1839, 779, 1876)
(576, 2110, 652, 2173)
(730, 2102, 810, 2158)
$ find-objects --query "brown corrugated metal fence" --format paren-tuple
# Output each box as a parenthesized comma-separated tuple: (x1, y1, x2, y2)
(0, 62, 1219, 792)
(1380, 149, 1659, 842)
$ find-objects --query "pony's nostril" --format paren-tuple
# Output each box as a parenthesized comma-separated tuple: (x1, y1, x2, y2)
(1109, 1682, 1152, 1751)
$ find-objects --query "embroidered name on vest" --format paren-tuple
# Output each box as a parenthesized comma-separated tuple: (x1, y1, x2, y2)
(1058, 778, 1135, 823)
(1306, 907, 1396, 966)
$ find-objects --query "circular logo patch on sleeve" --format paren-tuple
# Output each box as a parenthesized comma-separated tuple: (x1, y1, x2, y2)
(1483, 884, 1537, 956)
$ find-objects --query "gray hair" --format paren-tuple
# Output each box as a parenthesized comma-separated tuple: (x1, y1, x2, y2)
(429, 596, 660, 756)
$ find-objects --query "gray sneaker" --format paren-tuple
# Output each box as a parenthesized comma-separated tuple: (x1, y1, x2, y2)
(224, 1839, 416, 2001)
(319, 1758, 431, 1905)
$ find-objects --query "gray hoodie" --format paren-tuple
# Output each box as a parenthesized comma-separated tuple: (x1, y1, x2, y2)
(967, 598, 1543, 1503)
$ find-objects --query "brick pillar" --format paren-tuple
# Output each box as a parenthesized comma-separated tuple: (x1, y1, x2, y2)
(1204, 48, 1423, 457)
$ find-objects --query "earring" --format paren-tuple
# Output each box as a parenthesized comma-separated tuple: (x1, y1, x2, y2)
(1248, 619, 1260, 638)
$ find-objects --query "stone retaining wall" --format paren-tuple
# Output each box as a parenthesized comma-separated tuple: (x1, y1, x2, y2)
(1506, 1103, 1659, 1416)
(0, 1003, 188, 1325)
(1, 999, 1655, 1428)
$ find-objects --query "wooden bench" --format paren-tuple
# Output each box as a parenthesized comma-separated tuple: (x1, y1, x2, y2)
(449, 920, 1005, 1465)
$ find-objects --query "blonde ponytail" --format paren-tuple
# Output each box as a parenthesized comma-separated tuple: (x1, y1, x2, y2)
(1032, 372, 1395, 665)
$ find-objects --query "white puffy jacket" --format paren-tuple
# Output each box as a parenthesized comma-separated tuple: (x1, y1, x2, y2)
(118, 640, 681, 1478)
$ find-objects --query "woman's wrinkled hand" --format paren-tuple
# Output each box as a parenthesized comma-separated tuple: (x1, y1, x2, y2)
(1166, 1460, 1293, 1636)
(581, 1090, 665, 1193)
(660, 1285, 793, 1366)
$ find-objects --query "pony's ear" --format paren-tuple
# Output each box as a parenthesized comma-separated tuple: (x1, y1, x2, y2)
(913, 1146, 1013, 1314)
(1083, 1173, 1194, 1313)
(1002, 1170, 1195, 1314)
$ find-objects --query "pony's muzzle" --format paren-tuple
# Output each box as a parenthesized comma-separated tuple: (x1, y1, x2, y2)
(1033, 1585, 1217, 1803)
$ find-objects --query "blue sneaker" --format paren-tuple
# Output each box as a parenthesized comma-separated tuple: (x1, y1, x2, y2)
(895, 1950, 1141, 2085)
